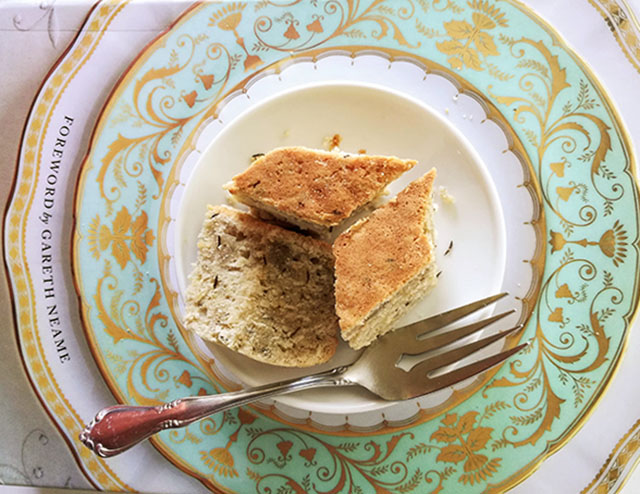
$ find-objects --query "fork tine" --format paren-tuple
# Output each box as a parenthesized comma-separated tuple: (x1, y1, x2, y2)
(395, 292, 508, 342)
(407, 324, 523, 375)
(426, 342, 529, 394)
(406, 309, 515, 356)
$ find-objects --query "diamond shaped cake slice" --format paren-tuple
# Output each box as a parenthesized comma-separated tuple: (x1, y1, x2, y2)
(226, 146, 416, 236)
(184, 205, 339, 367)
(333, 169, 438, 350)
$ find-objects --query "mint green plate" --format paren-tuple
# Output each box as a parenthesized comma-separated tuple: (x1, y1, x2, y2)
(73, 1, 640, 492)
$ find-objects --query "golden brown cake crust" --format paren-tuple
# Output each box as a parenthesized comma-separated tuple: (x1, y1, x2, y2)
(206, 204, 333, 255)
(333, 169, 437, 332)
(227, 146, 416, 227)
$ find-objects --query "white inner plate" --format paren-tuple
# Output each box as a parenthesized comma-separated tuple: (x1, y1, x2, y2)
(174, 80, 508, 416)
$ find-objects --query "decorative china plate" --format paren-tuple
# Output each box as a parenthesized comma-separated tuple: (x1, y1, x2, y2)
(69, 0, 638, 492)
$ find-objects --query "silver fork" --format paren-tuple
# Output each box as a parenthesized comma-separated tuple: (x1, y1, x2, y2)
(80, 293, 526, 457)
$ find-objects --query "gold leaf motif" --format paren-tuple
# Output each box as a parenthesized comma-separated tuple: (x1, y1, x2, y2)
(197, 73, 214, 90)
(244, 54, 263, 72)
(218, 12, 243, 31)
(548, 307, 564, 323)
(307, 18, 323, 33)
(201, 448, 239, 477)
(416, 19, 444, 38)
(111, 237, 131, 270)
(87, 207, 155, 269)
(474, 31, 499, 56)
(556, 186, 576, 202)
(97, 133, 145, 209)
(492, 93, 526, 107)
(105, 349, 127, 376)
(457, 411, 479, 434)
(550, 224, 627, 265)
(464, 453, 488, 472)
(431, 426, 458, 443)
(442, 413, 458, 426)
(392, 26, 413, 47)
(461, 48, 483, 70)
(87, 216, 103, 259)
(284, 22, 300, 40)
(599, 230, 616, 258)
(599, 220, 628, 265)
(467, 0, 509, 27)
(182, 90, 197, 108)
(515, 58, 550, 79)
(550, 231, 567, 253)
(481, 400, 512, 420)
(96, 226, 111, 250)
(550, 161, 566, 177)
(523, 128, 539, 147)
(436, 5, 501, 71)
(416, 0, 429, 13)
(459, 457, 501, 485)
(449, 55, 462, 70)
(134, 181, 147, 212)
(94, 264, 140, 344)
(130, 211, 154, 263)
(397, 468, 423, 493)
(437, 39, 465, 55)
(208, 2, 245, 30)
(437, 444, 466, 463)
(431, 410, 502, 484)
(486, 62, 513, 81)
(113, 207, 131, 235)
(514, 384, 564, 447)
(467, 427, 492, 451)
(555, 283, 573, 298)
(472, 12, 496, 30)
(444, 19, 474, 39)
(246, 467, 262, 482)
(111, 208, 132, 266)
(175, 370, 192, 388)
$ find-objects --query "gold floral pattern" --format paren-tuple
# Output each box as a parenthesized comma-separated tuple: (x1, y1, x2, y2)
(431, 411, 501, 485)
(436, 9, 504, 70)
(549, 221, 629, 265)
(95, 261, 214, 405)
(209, 3, 264, 71)
(253, 0, 419, 52)
(97, 12, 263, 215)
(246, 429, 423, 493)
(201, 408, 257, 478)
(87, 207, 155, 269)
(68, 1, 639, 493)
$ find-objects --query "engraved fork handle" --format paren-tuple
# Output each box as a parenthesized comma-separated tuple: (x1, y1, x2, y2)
(79, 366, 351, 458)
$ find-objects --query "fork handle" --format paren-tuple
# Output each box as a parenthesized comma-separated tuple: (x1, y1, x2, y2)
(79, 366, 351, 457)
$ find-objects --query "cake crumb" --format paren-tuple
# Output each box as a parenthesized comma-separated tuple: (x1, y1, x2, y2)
(439, 186, 456, 205)
(358, 148, 367, 154)
(226, 194, 240, 206)
(184, 205, 339, 367)
(323, 133, 342, 151)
